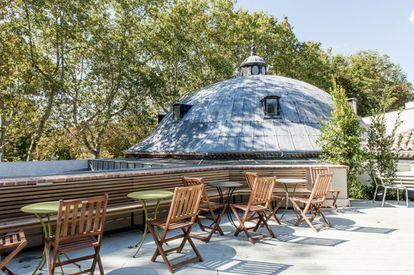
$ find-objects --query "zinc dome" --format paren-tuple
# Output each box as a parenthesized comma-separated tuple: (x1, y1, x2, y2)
(126, 74, 332, 159)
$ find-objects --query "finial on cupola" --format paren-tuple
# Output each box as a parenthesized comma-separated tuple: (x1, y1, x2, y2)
(250, 43, 257, 56)
(239, 42, 267, 76)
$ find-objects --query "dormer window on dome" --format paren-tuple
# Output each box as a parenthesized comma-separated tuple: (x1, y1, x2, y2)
(239, 43, 267, 77)
(261, 96, 280, 118)
(173, 103, 192, 121)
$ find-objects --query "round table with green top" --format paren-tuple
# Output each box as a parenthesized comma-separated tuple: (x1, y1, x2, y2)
(127, 190, 173, 258)
(21, 201, 81, 274)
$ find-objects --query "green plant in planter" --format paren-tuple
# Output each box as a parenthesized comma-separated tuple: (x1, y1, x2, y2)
(318, 83, 366, 198)
(365, 101, 402, 199)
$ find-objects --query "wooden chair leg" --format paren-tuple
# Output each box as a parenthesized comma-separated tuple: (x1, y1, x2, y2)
(253, 213, 263, 232)
(149, 224, 174, 273)
(177, 227, 190, 253)
(302, 213, 318, 232)
(207, 208, 225, 236)
(230, 205, 243, 236)
(258, 212, 275, 238)
(45, 241, 53, 275)
(265, 203, 282, 225)
(290, 200, 304, 225)
(90, 246, 103, 275)
(204, 212, 224, 242)
(295, 216, 304, 226)
(308, 209, 318, 222)
(318, 208, 331, 227)
(197, 217, 206, 232)
(1, 266, 15, 275)
(186, 235, 203, 262)
(97, 254, 104, 275)
(148, 224, 168, 265)
(230, 206, 253, 243)
(332, 191, 340, 210)
(291, 200, 317, 231)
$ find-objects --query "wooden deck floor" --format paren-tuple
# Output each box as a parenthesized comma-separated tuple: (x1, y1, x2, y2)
(7, 200, 414, 274)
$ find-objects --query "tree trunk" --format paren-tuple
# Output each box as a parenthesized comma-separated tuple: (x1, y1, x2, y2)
(0, 98, 4, 162)
(26, 92, 56, 161)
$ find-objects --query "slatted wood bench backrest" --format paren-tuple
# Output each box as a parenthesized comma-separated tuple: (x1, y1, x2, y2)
(397, 176, 414, 188)
(0, 170, 229, 221)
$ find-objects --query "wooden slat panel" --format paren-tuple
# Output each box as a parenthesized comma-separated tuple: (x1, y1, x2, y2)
(0, 167, 314, 232)
(0, 170, 228, 221)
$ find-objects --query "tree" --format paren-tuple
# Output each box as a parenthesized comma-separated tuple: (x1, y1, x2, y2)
(366, 98, 402, 186)
(333, 51, 413, 116)
(60, 1, 154, 158)
(1, 0, 412, 161)
(318, 83, 366, 198)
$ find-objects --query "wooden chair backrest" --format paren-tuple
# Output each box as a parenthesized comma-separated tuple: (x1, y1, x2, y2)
(247, 177, 276, 209)
(54, 194, 108, 245)
(310, 167, 330, 186)
(166, 185, 203, 226)
(309, 174, 333, 201)
(245, 172, 258, 190)
(182, 177, 209, 203)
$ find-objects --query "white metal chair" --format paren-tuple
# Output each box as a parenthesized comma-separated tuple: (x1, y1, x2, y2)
(371, 169, 408, 207)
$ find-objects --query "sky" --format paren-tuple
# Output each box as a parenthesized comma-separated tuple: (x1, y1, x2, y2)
(236, 0, 414, 84)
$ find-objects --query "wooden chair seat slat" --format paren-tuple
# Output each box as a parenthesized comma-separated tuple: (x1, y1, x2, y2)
(0, 230, 27, 272)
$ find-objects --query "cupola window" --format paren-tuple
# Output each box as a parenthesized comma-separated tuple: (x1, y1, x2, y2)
(173, 103, 192, 121)
(261, 96, 280, 118)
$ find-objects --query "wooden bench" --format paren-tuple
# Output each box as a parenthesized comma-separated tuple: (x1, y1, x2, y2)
(0, 170, 229, 235)
(0, 165, 324, 248)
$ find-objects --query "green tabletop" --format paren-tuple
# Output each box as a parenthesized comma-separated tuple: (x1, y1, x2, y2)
(21, 201, 60, 215)
(127, 190, 173, 201)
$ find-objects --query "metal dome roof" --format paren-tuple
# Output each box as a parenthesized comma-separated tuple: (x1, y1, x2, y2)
(240, 55, 266, 67)
(126, 75, 332, 159)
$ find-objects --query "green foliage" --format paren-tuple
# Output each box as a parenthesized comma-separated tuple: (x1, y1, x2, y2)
(0, 0, 412, 161)
(365, 99, 402, 186)
(317, 83, 366, 198)
(333, 51, 413, 116)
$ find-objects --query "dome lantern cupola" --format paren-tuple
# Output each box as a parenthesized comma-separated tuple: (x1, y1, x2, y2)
(239, 43, 267, 76)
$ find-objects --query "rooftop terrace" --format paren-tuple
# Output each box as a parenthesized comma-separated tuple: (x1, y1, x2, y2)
(6, 200, 413, 275)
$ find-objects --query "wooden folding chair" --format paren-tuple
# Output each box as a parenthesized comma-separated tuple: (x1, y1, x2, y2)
(310, 167, 340, 210)
(182, 177, 224, 242)
(0, 231, 27, 274)
(230, 177, 276, 244)
(148, 185, 204, 273)
(245, 172, 283, 225)
(47, 194, 108, 275)
(290, 174, 333, 232)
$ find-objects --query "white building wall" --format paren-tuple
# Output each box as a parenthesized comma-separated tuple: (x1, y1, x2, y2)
(362, 101, 414, 135)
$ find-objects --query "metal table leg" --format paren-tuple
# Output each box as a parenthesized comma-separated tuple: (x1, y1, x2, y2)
(32, 214, 80, 275)
(225, 187, 237, 228)
(214, 186, 238, 229)
(130, 199, 162, 258)
(280, 183, 300, 221)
